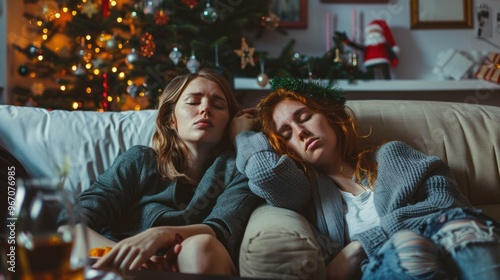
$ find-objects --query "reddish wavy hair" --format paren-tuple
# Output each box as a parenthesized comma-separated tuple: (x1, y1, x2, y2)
(257, 89, 378, 186)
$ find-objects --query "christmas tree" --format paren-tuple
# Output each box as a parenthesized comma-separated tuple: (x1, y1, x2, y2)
(12, 0, 366, 111)
(12, 0, 280, 111)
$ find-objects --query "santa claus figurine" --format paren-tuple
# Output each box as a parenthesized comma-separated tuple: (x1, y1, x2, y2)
(335, 19, 399, 79)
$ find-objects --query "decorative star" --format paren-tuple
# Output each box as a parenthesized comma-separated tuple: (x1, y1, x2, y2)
(81, 1, 99, 18)
(234, 38, 255, 70)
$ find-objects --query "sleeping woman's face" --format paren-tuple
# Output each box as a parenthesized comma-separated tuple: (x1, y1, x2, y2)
(272, 99, 339, 170)
(173, 77, 230, 151)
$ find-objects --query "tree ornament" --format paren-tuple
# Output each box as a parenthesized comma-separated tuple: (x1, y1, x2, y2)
(214, 44, 223, 73)
(80, 0, 99, 18)
(186, 54, 201, 73)
(256, 59, 269, 87)
(261, 11, 280, 30)
(31, 81, 45, 96)
(96, 33, 113, 48)
(200, 2, 218, 24)
(140, 33, 156, 58)
(27, 44, 42, 59)
(234, 38, 255, 69)
(105, 35, 118, 50)
(154, 9, 169, 26)
(18, 64, 29, 76)
(127, 83, 140, 98)
(74, 64, 86, 76)
(143, 0, 162, 15)
(182, 0, 198, 9)
(77, 38, 92, 62)
(169, 47, 182, 65)
(126, 48, 139, 65)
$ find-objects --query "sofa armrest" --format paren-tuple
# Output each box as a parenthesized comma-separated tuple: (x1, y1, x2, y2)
(239, 205, 325, 279)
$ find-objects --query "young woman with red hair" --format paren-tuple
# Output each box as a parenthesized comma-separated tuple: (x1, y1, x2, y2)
(231, 76, 500, 279)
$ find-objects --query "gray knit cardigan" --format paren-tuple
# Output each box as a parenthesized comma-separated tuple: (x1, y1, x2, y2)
(235, 131, 472, 261)
(58, 145, 263, 263)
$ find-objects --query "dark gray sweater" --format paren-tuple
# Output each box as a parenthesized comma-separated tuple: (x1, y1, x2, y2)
(59, 145, 263, 263)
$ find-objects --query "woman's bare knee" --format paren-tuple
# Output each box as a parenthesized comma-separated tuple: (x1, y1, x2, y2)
(392, 230, 439, 277)
(177, 234, 236, 275)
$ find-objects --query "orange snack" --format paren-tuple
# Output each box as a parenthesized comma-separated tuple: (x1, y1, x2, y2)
(88, 246, 112, 257)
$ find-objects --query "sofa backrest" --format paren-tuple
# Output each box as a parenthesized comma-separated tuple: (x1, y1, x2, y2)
(348, 100, 500, 220)
(1, 100, 499, 219)
(0, 105, 157, 193)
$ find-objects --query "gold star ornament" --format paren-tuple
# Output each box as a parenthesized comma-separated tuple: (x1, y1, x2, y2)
(234, 38, 255, 69)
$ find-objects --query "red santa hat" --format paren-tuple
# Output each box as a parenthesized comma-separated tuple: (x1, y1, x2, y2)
(366, 19, 399, 55)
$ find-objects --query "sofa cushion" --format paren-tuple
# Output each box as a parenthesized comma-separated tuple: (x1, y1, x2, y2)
(0, 105, 157, 192)
(239, 204, 326, 279)
(348, 100, 500, 220)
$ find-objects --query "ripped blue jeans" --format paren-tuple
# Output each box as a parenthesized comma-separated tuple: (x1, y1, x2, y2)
(361, 208, 500, 280)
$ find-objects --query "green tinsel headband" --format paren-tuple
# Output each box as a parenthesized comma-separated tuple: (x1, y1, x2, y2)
(269, 76, 346, 105)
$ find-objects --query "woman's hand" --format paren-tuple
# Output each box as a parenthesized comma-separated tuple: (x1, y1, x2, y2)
(93, 227, 182, 271)
(326, 241, 366, 280)
(230, 108, 257, 145)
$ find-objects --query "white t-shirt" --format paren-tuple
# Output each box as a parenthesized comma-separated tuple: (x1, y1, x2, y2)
(340, 189, 381, 241)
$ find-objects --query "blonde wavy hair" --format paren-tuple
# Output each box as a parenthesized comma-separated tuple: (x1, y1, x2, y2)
(152, 68, 240, 181)
(257, 89, 379, 187)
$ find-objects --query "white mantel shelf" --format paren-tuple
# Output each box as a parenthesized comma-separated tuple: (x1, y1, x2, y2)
(234, 78, 500, 92)
(233, 78, 500, 107)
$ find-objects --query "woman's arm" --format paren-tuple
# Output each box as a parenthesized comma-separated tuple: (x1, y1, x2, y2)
(326, 241, 365, 280)
(234, 130, 312, 211)
(352, 141, 473, 257)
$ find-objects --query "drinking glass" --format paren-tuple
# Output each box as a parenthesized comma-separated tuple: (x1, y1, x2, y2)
(14, 178, 88, 280)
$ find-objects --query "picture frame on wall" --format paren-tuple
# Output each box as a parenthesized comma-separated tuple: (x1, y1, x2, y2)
(271, 0, 308, 29)
(410, 0, 472, 29)
(320, 0, 389, 3)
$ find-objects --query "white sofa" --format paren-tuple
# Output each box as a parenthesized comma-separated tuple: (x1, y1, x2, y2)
(1, 100, 499, 279)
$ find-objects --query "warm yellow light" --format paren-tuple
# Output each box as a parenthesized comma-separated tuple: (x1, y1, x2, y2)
(127, 80, 132, 85)
(72, 11, 77, 16)
(71, 65, 77, 71)
(55, 13, 61, 18)
(98, 108, 104, 112)
(107, 96, 113, 102)
(61, 85, 66, 91)
(118, 43, 123, 49)
(37, 20, 43, 26)
(43, 28, 48, 33)
(111, 67, 118, 73)
(85, 63, 92, 69)
(95, 47, 100, 53)
(62, 7, 69, 13)
(93, 69, 100, 75)
(72, 102, 79, 110)
(117, 17, 123, 23)
(116, 96, 121, 102)
(42, 35, 48, 40)
(110, 1, 117, 6)
(37, 55, 43, 61)
(30, 73, 36, 78)
(118, 72, 125, 79)
(135, 105, 141, 111)
(138, 92, 145, 97)
(86, 35, 91, 40)
(86, 87, 92, 94)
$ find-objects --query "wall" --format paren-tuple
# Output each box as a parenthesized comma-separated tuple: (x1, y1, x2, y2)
(253, 0, 500, 80)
